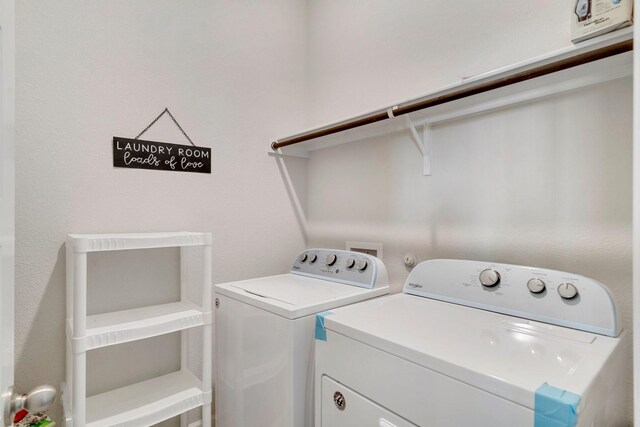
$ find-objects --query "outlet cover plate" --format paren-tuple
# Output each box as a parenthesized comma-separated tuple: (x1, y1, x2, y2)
(345, 241, 383, 259)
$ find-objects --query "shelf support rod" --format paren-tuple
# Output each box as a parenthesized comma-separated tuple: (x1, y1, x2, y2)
(405, 115, 425, 156)
(404, 115, 431, 176)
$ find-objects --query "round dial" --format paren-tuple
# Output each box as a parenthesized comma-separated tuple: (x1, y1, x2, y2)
(345, 257, 355, 268)
(558, 283, 578, 299)
(299, 253, 308, 262)
(356, 259, 368, 271)
(326, 254, 337, 266)
(527, 278, 546, 294)
(309, 254, 317, 263)
(479, 269, 500, 287)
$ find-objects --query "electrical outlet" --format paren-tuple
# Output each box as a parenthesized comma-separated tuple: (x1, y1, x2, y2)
(346, 242, 383, 259)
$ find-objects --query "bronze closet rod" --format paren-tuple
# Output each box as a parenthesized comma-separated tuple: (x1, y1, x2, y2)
(271, 39, 633, 151)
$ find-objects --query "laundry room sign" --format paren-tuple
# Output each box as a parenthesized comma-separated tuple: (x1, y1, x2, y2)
(113, 137, 211, 174)
(113, 108, 211, 174)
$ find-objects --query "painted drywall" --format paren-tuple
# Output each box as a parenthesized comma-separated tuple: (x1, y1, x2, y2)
(306, 1, 571, 124)
(304, 1, 633, 424)
(15, 1, 308, 425)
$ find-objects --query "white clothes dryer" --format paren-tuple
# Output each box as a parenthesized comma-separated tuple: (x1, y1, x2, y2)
(315, 259, 626, 427)
(214, 249, 390, 427)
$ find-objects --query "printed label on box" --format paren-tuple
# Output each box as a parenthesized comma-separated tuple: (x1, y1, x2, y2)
(572, 0, 633, 43)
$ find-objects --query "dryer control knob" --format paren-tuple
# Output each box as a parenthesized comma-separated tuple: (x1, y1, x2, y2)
(479, 269, 500, 287)
(345, 257, 356, 268)
(527, 278, 546, 294)
(356, 259, 368, 271)
(299, 253, 308, 262)
(309, 254, 317, 263)
(326, 254, 337, 266)
(558, 283, 578, 300)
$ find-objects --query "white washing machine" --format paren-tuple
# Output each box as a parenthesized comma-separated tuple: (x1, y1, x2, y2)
(214, 248, 390, 427)
(315, 259, 626, 427)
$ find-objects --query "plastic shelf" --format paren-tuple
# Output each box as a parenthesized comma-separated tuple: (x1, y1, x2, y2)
(67, 301, 210, 352)
(65, 231, 213, 426)
(84, 370, 209, 427)
(66, 232, 212, 253)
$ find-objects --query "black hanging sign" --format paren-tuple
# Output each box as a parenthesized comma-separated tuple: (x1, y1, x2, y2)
(113, 108, 211, 174)
(113, 137, 211, 174)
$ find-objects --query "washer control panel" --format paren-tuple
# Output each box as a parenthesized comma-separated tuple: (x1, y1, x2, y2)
(290, 249, 388, 289)
(404, 259, 619, 337)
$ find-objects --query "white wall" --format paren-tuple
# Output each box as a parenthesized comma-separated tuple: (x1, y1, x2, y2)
(305, 1, 633, 424)
(15, 1, 308, 424)
(307, 1, 570, 124)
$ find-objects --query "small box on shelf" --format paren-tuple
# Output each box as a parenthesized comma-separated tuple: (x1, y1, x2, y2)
(572, 0, 633, 43)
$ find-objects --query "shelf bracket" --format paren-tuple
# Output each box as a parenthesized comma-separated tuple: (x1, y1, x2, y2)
(404, 115, 431, 176)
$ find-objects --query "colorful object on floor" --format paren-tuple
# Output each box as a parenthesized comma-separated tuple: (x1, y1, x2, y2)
(15, 412, 55, 427)
(14, 409, 28, 423)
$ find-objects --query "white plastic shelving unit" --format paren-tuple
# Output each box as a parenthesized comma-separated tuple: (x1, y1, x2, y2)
(61, 232, 213, 427)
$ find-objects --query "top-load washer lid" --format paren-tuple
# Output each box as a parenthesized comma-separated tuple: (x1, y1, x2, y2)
(214, 249, 390, 319)
(215, 274, 389, 319)
(320, 259, 624, 414)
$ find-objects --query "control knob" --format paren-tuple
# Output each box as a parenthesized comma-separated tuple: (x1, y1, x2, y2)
(356, 259, 368, 271)
(558, 283, 578, 300)
(527, 278, 546, 294)
(309, 254, 317, 263)
(326, 254, 337, 266)
(299, 253, 308, 262)
(479, 269, 500, 287)
(345, 257, 355, 268)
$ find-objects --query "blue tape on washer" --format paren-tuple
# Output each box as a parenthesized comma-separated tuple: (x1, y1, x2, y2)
(315, 311, 334, 341)
(534, 383, 581, 427)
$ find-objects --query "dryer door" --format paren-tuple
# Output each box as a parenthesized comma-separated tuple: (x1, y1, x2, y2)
(321, 376, 417, 427)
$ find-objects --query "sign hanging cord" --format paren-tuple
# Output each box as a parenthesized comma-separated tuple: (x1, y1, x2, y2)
(134, 107, 197, 147)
